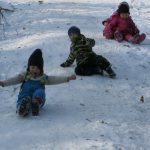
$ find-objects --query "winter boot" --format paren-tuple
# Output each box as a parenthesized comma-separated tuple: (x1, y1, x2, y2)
(18, 96, 31, 117)
(31, 97, 41, 116)
(135, 33, 146, 44)
(131, 33, 146, 44)
(105, 66, 116, 78)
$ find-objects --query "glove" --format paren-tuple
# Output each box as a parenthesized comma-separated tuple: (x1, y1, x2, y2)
(60, 63, 66, 67)
(114, 32, 123, 42)
(67, 74, 76, 81)
(0, 81, 4, 87)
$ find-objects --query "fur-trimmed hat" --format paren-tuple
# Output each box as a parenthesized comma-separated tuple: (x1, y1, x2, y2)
(68, 26, 81, 36)
(27, 49, 44, 73)
(117, 1, 130, 14)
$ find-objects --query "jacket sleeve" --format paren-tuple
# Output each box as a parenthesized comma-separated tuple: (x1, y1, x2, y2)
(2, 72, 25, 87)
(102, 12, 118, 25)
(63, 50, 76, 67)
(74, 38, 95, 52)
(116, 24, 126, 33)
(46, 76, 68, 85)
(86, 38, 95, 47)
(105, 16, 118, 32)
(130, 17, 139, 34)
(102, 17, 112, 25)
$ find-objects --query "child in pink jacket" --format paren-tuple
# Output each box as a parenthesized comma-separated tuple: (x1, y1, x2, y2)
(102, 1, 146, 44)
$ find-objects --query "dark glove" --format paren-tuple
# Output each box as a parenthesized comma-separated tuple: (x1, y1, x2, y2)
(114, 32, 123, 42)
(60, 62, 66, 67)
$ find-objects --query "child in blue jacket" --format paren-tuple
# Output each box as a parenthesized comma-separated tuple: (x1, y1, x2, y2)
(0, 49, 76, 117)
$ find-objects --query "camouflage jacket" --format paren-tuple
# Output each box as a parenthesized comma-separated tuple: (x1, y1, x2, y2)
(63, 34, 96, 66)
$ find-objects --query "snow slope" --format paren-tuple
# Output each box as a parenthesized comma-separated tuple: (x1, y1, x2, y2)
(0, 0, 150, 150)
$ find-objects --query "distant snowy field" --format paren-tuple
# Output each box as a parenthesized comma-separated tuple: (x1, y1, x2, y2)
(0, 0, 150, 150)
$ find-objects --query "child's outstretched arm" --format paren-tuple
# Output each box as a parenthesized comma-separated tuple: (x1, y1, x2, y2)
(60, 50, 76, 67)
(46, 74, 76, 85)
(0, 73, 25, 87)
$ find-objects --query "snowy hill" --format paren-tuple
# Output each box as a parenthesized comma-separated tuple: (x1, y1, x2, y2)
(0, 0, 150, 150)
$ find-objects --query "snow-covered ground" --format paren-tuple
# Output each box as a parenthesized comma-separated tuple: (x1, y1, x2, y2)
(0, 0, 150, 149)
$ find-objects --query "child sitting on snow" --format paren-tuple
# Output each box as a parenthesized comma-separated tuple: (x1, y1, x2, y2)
(60, 26, 116, 78)
(102, 1, 146, 44)
(0, 49, 76, 117)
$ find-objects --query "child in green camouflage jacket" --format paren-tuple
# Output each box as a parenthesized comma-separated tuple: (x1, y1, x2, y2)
(60, 26, 116, 78)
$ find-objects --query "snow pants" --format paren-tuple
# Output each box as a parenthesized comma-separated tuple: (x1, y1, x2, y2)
(103, 25, 136, 42)
(75, 53, 110, 76)
(17, 80, 46, 109)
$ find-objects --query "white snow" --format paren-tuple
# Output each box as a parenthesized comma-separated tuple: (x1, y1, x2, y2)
(0, 0, 150, 150)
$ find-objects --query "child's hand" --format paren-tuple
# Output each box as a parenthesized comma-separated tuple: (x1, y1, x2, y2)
(104, 22, 108, 26)
(0, 81, 4, 87)
(67, 74, 76, 81)
(114, 32, 123, 42)
(60, 62, 66, 67)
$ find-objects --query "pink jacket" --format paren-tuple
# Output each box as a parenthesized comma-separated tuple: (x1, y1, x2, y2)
(103, 12, 139, 36)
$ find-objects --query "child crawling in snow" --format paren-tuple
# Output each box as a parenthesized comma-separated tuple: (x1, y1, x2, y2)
(0, 49, 76, 117)
(102, 1, 146, 44)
